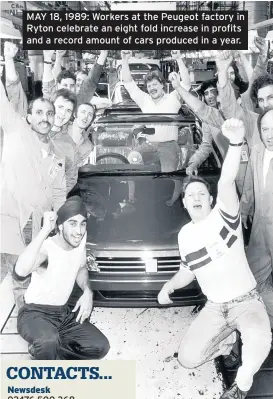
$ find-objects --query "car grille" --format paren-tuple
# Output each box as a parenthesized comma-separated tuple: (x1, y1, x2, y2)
(94, 256, 181, 274)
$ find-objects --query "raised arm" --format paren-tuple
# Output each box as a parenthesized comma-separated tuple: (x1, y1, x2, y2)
(52, 50, 66, 80)
(77, 50, 108, 105)
(0, 79, 29, 135)
(14, 211, 57, 277)
(171, 50, 191, 91)
(217, 118, 245, 214)
(42, 50, 56, 99)
(121, 50, 149, 106)
(169, 71, 203, 113)
(4, 42, 28, 117)
(240, 37, 269, 110)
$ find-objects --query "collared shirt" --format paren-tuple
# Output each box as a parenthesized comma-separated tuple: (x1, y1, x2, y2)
(263, 148, 273, 186)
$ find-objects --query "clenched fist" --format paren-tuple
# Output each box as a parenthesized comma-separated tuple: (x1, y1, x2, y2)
(121, 50, 132, 61)
(169, 72, 180, 89)
(43, 50, 55, 63)
(42, 211, 57, 235)
(222, 118, 245, 144)
(171, 50, 181, 60)
(215, 50, 233, 73)
(4, 42, 18, 60)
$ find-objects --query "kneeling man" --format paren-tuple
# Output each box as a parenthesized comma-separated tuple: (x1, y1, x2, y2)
(158, 119, 272, 398)
(14, 196, 110, 360)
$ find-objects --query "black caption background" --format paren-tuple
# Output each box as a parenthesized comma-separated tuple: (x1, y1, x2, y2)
(23, 11, 248, 50)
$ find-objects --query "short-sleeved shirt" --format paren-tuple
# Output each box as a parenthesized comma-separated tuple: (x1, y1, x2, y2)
(178, 199, 256, 303)
(124, 80, 189, 143)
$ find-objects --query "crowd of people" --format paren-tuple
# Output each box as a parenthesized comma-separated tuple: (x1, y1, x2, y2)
(1, 35, 273, 399)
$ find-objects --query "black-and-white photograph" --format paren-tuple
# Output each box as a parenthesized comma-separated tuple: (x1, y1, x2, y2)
(0, 0, 273, 398)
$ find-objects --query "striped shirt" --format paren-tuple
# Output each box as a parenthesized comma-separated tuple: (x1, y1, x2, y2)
(178, 199, 256, 303)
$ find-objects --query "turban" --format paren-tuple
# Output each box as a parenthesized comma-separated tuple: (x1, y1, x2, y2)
(57, 196, 87, 226)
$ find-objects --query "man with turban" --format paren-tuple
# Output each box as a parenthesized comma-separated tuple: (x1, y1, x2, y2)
(13, 196, 110, 360)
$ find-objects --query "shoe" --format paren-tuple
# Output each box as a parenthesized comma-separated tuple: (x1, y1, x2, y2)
(220, 382, 248, 398)
(28, 344, 35, 360)
(222, 334, 242, 369)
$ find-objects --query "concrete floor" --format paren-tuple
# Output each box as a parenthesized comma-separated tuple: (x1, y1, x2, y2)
(91, 307, 225, 399)
(0, 272, 225, 399)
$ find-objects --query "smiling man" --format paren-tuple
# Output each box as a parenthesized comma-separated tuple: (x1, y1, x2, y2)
(14, 197, 110, 360)
(158, 119, 272, 399)
(121, 49, 191, 173)
(50, 89, 78, 193)
(241, 108, 273, 330)
(68, 103, 95, 167)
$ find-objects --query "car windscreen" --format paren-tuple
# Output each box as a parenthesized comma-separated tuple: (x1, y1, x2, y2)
(73, 173, 219, 247)
(85, 116, 216, 174)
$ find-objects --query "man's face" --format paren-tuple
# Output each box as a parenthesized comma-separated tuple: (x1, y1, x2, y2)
(183, 182, 212, 223)
(204, 86, 218, 108)
(146, 78, 164, 100)
(54, 96, 74, 127)
(261, 110, 273, 151)
(76, 72, 87, 94)
(227, 66, 235, 82)
(257, 85, 273, 111)
(76, 104, 94, 130)
(57, 78, 76, 93)
(61, 214, 87, 248)
(29, 99, 55, 135)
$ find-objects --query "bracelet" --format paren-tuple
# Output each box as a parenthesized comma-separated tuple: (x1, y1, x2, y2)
(229, 142, 244, 147)
(44, 61, 51, 64)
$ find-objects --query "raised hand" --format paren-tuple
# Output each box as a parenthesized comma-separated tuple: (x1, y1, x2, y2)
(215, 50, 233, 73)
(222, 118, 245, 144)
(254, 36, 269, 56)
(4, 42, 18, 60)
(121, 50, 132, 61)
(42, 211, 57, 235)
(55, 50, 67, 59)
(171, 50, 181, 60)
(169, 71, 180, 89)
(43, 50, 55, 63)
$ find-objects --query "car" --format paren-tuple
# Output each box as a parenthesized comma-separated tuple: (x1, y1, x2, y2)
(70, 109, 223, 308)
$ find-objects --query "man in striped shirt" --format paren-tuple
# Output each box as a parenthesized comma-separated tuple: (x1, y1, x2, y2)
(158, 119, 272, 399)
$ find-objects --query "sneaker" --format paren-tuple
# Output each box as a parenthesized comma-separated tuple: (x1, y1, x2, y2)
(220, 382, 248, 399)
(28, 344, 35, 360)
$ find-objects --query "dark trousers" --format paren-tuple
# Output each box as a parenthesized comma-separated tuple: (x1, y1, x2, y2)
(17, 303, 110, 360)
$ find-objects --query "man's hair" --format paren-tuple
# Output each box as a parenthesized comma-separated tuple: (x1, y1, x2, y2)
(51, 88, 77, 114)
(198, 78, 218, 97)
(56, 69, 76, 84)
(76, 70, 88, 78)
(230, 61, 248, 94)
(144, 70, 165, 87)
(27, 96, 55, 115)
(181, 175, 212, 198)
(76, 102, 96, 124)
(250, 75, 273, 104)
(257, 107, 273, 138)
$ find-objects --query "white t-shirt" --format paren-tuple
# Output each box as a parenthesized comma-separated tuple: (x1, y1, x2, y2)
(263, 148, 273, 187)
(178, 199, 256, 303)
(25, 236, 86, 306)
(124, 80, 189, 143)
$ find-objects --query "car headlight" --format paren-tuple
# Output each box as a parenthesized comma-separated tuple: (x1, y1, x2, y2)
(87, 254, 100, 272)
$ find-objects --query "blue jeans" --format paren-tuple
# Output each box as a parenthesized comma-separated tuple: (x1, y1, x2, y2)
(178, 289, 272, 392)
